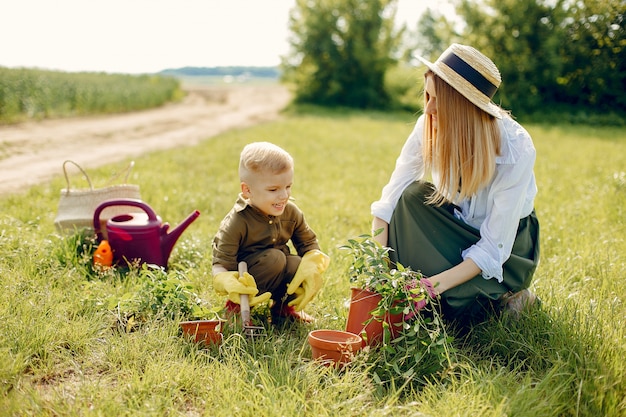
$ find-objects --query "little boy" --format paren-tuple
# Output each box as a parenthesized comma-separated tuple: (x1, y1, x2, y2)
(212, 142, 329, 323)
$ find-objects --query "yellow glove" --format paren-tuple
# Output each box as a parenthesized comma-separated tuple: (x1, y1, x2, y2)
(213, 271, 271, 306)
(286, 250, 330, 311)
(248, 292, 272, 307)
(236, 271, 272, 306)
(288, 287, 306, 311)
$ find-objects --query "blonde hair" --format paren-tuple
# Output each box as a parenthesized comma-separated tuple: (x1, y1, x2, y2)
(423, 71, 502, 205)
(239, 142, 294, 182)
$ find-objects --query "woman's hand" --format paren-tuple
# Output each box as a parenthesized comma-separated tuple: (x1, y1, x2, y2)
(429, 258, 481, 294)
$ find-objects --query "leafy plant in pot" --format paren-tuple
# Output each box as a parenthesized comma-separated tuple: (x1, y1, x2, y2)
(178, 294, 224, 346)
(179, 316, 225, 346)
(340, 231, 455, 390)
(341, 231, 428, 346)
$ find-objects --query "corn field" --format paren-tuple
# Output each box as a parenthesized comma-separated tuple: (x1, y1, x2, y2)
(0, 67, 182, 124)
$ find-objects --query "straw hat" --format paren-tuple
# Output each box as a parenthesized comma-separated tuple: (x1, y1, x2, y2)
(417, 43, 502, 119)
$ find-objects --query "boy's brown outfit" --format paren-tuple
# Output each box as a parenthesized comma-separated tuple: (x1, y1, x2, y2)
(213, 194, 326, 321)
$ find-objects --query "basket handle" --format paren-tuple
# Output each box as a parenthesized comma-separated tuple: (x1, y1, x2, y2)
(62, 160, 93, 193)
(104, 160, 135, 186)
(62, 160, 136, 193)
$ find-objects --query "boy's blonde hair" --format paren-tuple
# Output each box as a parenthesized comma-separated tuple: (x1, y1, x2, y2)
(423, 71, 502, 205)
(239, 142, 294, 182)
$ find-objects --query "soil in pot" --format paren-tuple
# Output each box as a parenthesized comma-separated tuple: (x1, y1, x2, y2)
(345, 287, 403, 347)
(308, 329, 362, 367)
(180, 320, 224, 346)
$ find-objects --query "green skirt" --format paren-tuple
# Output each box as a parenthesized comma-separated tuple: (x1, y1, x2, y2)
(388, 181, 540, 322)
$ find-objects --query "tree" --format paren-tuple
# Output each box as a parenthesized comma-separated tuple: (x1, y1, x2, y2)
(281, 0, 402, 109)
(557, 0, 626, 110)
(456, 0, 568, 113)
(411, 8, 460, 62)
(453, 0, 625, 115)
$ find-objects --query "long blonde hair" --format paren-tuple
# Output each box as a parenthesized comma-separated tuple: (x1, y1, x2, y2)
(423, 71, 502, 205)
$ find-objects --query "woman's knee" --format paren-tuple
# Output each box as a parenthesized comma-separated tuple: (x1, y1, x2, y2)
(401, 181, 434, 203)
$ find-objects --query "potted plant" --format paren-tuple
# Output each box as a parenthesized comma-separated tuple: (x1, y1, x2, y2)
(340, 230, 429, 346)
(340, 231, 455, 389)
(178, 299, 225, 346)
(179, 315, 224, 346)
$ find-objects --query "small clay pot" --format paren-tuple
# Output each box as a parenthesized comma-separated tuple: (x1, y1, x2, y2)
(179, 320, 224, 346)
(308, 329, 362, 366)
(345, 287, 403, 347)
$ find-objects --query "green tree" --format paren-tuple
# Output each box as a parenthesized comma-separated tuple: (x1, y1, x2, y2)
(408, 0, 625, 118)
(456, 0, 568, 113)
(411, 8, 460, 62)
(451, 0, 625, 115)
(557, 0, 626, 110)
(281, 0, 402, 109)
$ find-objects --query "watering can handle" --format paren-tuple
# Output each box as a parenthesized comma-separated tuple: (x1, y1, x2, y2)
(92, 198, 158, 239)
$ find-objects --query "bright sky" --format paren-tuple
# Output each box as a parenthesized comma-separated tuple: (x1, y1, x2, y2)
(1, 0, 454, 74)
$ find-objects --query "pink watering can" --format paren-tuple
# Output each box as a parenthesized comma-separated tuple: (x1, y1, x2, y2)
(93, 199, 200, 268)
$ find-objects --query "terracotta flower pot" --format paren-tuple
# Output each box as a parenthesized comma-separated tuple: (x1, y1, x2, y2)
(345, 287, 403, 347)
(308, 329, 362, 366)
(179, 320, 224, 346)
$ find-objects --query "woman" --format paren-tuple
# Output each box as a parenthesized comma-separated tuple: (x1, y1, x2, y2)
(371, 44, 540, 324)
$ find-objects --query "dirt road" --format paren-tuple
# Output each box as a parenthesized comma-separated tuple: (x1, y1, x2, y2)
(0, 84, 291, 195)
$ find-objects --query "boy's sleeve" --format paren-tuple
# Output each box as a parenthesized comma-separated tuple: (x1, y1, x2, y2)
(290, 206, 320, 256)
(212, 210, 242, 271)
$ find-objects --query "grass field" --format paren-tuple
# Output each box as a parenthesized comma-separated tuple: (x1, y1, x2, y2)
(0, 107, 624, 416)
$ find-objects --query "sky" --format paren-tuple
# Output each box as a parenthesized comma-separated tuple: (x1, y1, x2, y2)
(1, 0, 455, 74)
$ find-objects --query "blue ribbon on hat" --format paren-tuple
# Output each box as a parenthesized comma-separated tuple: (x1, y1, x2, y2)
(441, 53, 498, 99)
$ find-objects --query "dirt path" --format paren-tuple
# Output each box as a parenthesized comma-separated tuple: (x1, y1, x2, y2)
(0, 84, 291, 195)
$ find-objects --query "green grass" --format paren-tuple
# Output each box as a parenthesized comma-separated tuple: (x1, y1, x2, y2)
(0, 108, 624, 416)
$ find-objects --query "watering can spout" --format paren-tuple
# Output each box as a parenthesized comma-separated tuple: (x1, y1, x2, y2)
(161, 210, 201, 263)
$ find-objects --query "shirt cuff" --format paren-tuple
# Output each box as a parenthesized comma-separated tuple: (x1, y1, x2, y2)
(462, 245, 504, 283)
(370, 200, 394, 224)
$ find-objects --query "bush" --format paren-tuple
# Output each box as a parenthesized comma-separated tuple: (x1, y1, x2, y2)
(384, 64, 424, 112)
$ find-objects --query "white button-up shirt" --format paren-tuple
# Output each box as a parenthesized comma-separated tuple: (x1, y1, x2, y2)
(371, 115, 537, 282)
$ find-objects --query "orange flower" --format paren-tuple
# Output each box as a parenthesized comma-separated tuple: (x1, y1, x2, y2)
(93, 240, 113, 268)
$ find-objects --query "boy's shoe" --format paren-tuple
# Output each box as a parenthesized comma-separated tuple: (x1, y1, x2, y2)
(501, 289, 539, 317)
(271, 304, 315, 324)
(224, 300, 241, 320)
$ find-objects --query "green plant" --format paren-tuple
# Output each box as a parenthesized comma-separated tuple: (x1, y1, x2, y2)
(52, 228, 99, 276)
(340, 230, 426, 314)
(55, 230, 217, 329)
(372, 307, 455, 392)
(340, 231, 455, 390)
(109, 265, 220, 329)
(78, 262, 220, 332)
